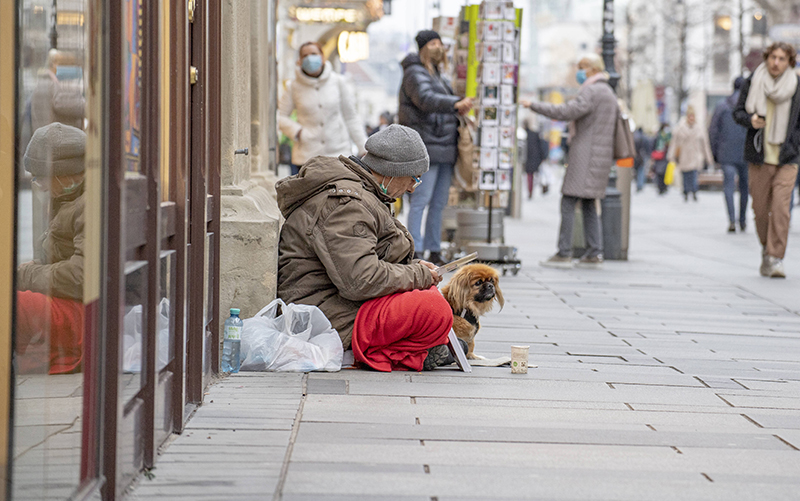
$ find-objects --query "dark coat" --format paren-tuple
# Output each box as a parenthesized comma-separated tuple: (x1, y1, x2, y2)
(398, 54, 461, 165)
(709, 91, 747, 168)
(732, 73, 800, 166)
(524, 129, 548, 174)
(633, 128, 651, 170)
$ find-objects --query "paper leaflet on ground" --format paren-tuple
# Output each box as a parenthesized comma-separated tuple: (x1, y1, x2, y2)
(447, 329, 472, 372)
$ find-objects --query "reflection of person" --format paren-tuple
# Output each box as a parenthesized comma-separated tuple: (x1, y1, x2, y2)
(633, 127, 652, 192)
(733, 42, 800, 278)
(28, 49, 85, 136)
(16, 123, 86, 374)
(709, 77, 749, 232)
(521, 54, 617, 268)
(669, 105, 714, 202)
(276, 125, 459, 372)
(278, 41, 367, 176)
(400, 30, 473, 265)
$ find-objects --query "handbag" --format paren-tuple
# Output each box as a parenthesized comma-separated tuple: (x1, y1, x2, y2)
(454, 115, 479, 191)
(613, 106, 636, 161)
(664, 161, 676, 186)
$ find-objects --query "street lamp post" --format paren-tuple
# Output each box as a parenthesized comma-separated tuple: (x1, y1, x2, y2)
(601, 0, 620, 91)
(49, 0, 58, 49)
(600, 0, 629, 260)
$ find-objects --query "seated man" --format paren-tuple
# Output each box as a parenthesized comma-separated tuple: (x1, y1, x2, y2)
(277, 124, 456, 371)
(16, 123, 86, 374)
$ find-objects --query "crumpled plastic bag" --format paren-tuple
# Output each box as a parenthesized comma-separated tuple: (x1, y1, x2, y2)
(239, 298, 342, 372)
(123, 297, 171, 373)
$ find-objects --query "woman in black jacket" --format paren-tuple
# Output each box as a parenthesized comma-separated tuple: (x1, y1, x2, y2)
(399, 30, 473, 265)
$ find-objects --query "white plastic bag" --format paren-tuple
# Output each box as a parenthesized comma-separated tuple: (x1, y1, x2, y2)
(122, 298, 171, 373)
(239, 299, 343, 372)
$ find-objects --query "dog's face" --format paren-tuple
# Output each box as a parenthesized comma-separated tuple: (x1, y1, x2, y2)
(442, 263, 504, 316)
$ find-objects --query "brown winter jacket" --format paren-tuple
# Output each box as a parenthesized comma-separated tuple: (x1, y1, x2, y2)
(529, 76, 618, 199)
(17, 190, 85, 301)
(276, 155, 434, 349)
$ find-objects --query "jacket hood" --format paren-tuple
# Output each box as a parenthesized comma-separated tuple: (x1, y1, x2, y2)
(276, 155, 392, 218)
(401, 53, 423, 70)
(293, 60, 333, 86)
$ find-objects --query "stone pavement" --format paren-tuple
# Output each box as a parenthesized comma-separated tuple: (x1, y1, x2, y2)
(129, 175, 800, 501)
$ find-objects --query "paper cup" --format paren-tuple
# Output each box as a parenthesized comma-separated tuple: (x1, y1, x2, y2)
(510, 345, 529, 374)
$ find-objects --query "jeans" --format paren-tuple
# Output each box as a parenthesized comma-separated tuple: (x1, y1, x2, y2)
(682, 170, 699, 194)
(635, 163, 646, 191)
(722, 163, 748, 225)
(290, 163, 301, 176)
(408, 163, 453, 253)
(557, 196, 602, 258)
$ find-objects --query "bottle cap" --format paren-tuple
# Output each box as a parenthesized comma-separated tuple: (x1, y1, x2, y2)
(230, 308, 240, 315)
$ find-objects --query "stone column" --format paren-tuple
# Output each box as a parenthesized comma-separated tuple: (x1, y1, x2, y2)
(219, 0, 281, 334)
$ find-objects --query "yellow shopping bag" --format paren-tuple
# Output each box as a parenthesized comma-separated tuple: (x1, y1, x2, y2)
(664, 161, 676, 186)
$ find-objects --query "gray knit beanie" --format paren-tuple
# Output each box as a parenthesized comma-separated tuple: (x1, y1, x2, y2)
(362, 124, 429, 178)
(24, 122, 86, 177)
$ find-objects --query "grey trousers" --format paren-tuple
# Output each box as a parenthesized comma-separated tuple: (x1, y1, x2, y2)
(557, 195, 603, 258)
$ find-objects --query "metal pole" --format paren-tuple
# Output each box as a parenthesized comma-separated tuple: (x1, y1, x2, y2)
(601, 0, 619, 91)
(49, 0, 58, 49)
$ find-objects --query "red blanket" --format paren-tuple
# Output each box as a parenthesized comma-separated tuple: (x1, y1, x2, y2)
(16, 290, 84, 374)
(352, 286, 452, 372)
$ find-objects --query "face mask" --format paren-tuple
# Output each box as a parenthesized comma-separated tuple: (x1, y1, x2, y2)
(428, 46, 445, 64)
(576, 69, 587, 85)
(301, 54, 323, 74)
(379, 177, 393, 195)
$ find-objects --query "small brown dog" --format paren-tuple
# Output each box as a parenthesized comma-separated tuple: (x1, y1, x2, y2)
(440, 263, 504, 359)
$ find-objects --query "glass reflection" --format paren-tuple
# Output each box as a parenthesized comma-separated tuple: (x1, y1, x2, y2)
(13, 1, 88, 498)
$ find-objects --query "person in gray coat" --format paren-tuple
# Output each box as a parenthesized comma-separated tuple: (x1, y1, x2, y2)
(521, 54, 618, 268)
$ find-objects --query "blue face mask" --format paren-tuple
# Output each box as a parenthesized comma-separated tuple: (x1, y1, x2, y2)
(576, 69, 587, 85)
(302, 54, 323, 74)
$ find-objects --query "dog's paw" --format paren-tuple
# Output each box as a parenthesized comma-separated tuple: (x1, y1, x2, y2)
(467, 353, 486, 360)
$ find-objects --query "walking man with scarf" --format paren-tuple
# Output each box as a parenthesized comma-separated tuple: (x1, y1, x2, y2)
(734, 42, 800, 278)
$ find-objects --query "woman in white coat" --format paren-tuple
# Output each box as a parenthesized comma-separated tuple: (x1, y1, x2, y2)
(278, 42, 367, 175)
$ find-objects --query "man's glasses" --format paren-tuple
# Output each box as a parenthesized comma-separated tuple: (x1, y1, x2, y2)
(412, 176, 422, 189)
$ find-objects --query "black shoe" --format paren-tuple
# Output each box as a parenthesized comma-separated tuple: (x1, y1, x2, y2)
(740, 221, 746, 232)
(684, 193, 689, 202)
(728, 223, 736, 233)
(693, 192, 698, 202)
(542, 185, 549, 195)
(414, 251, 424, 260)
(422, 339, 468, 371)
(428, 251, 446, 266)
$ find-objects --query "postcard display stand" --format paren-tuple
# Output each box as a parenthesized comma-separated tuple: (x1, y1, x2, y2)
(451, 1, 522, 275)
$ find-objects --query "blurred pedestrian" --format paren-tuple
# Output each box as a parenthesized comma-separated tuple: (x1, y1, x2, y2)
(709, 77, 749, 232)
(522, 114, 549, 199)
(633, 127, 652, 192)
(669, 106, 714, 202)
(651, 124, 671, 194)
(370, 111, 394, 136)
(733, 41, 800, 278)
(399, 30, 473, 265)
(27, 49, 85, 136)
(520, 54, 617, 268)
(278, 41, 367, 176)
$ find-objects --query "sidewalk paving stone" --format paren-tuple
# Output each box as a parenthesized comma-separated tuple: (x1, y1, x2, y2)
(128, 182, 800, 500)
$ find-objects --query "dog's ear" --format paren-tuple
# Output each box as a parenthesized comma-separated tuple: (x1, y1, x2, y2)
(447, 269, 473, 312)
(494, 277, 504, 311)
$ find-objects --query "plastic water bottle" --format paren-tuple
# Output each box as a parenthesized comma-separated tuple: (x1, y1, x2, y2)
(222, 308, 243, 373)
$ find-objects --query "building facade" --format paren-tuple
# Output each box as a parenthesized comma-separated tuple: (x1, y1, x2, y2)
(1, 0, 281, 499)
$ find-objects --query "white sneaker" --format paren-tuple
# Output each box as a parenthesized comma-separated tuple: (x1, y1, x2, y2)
(759, 251, 770, 277)
(768, 256, 786, 278)
(540, 253, 574, 269)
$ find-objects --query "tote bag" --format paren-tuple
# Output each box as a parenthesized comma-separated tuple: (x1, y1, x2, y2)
(613, 106, 636, 161)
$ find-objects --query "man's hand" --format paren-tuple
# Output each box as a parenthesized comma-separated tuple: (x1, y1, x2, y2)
(454, 97, 473, 115)
(419, 260, 442, 285)
(751, 114, 766, 129)
(519, 99, 532, 108)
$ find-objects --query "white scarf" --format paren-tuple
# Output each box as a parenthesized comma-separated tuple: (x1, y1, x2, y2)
(745, 62, 798, 145)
